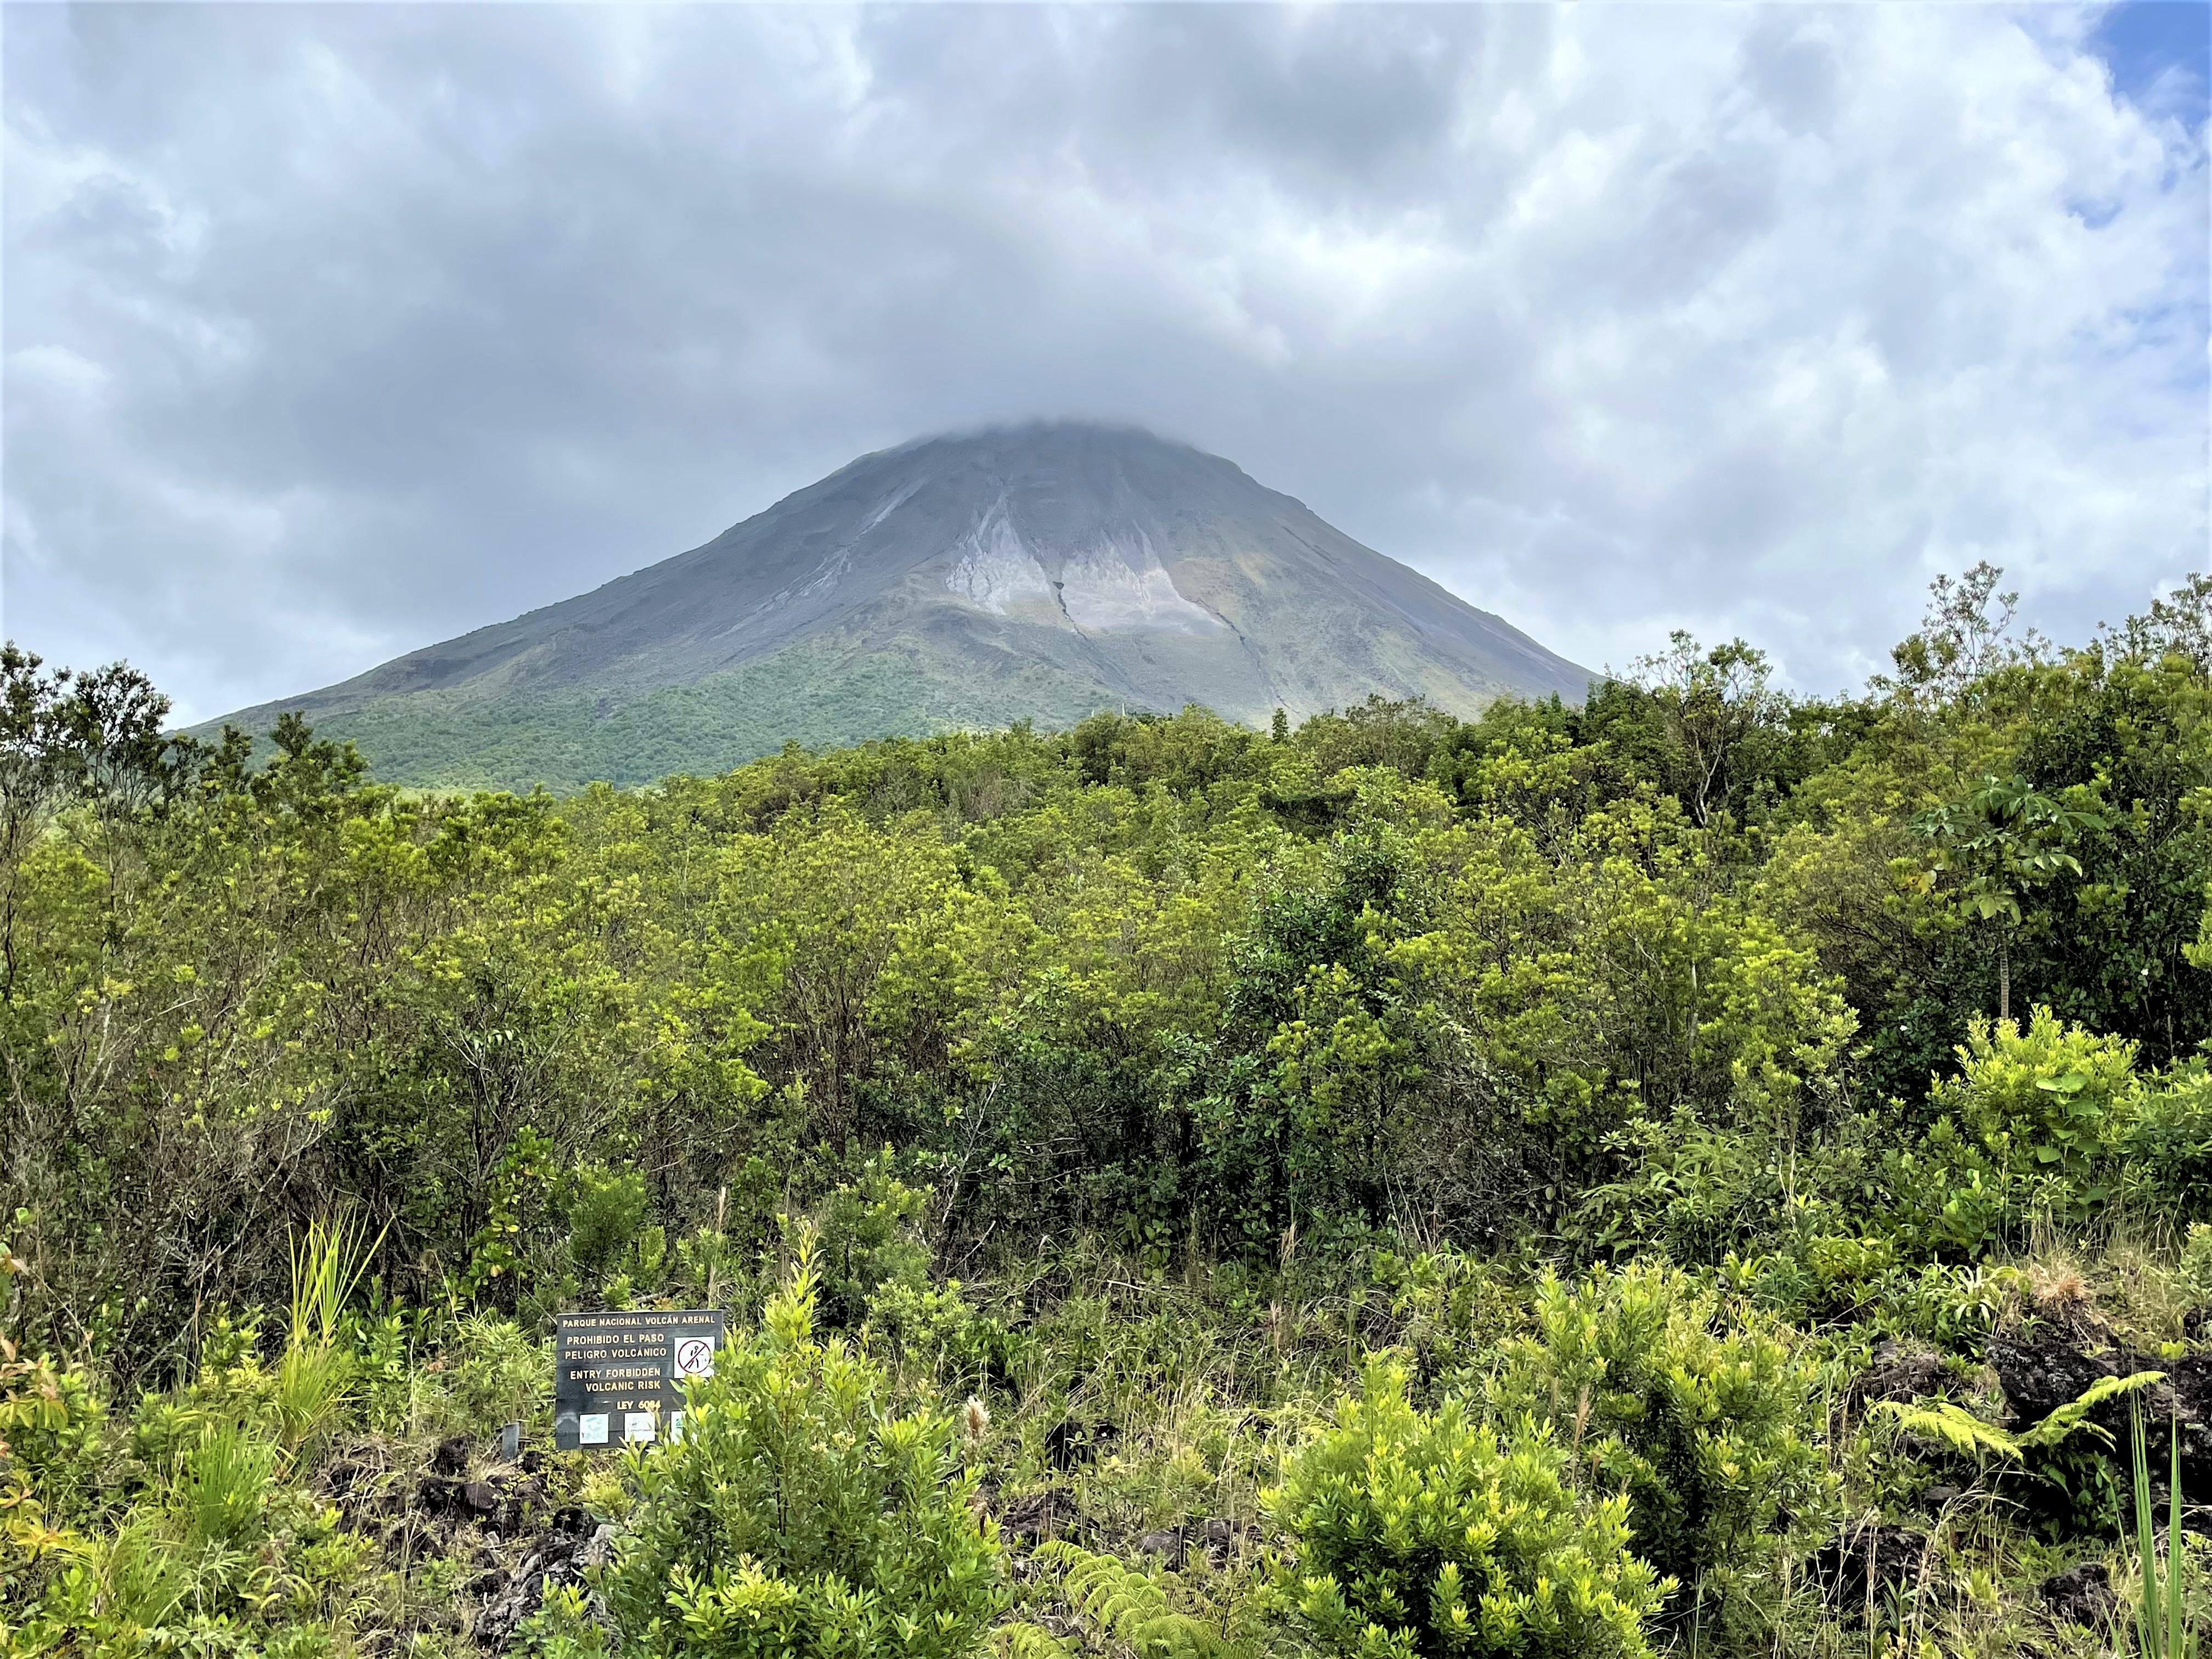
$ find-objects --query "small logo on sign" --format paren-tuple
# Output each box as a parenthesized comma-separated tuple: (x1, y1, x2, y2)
(673, 1336, 715, 1379)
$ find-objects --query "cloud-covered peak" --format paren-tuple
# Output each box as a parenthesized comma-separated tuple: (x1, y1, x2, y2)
(5, 4, 2204, 722)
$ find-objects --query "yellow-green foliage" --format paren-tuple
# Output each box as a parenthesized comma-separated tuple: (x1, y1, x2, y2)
(1485, 1261, 1827, 1623)
(606, 1243, 1007, 1658)
(1874, 1369, 2162, 1466)
(1267, 1359, 1666, 1659)
(11, 576, 2212, 1658)
(1003, 1541, 1245, 1657)
(6, 1344, 374, 1654)
(1932, 1008, 2140, 1184)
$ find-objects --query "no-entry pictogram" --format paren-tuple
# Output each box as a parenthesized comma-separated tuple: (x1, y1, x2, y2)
(673, 1335, 715, 1379)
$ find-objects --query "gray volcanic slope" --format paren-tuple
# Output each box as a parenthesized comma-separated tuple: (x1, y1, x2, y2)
(211, 423, 1594, 789)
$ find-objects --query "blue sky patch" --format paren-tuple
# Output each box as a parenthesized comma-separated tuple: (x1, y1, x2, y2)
(2093, 1, 2211, 128)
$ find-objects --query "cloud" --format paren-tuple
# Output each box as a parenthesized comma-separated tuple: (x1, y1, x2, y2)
(5, 3, 2204, 722)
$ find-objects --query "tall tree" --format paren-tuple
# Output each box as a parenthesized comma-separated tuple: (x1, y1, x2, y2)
(1914, 775, 2105, 1019)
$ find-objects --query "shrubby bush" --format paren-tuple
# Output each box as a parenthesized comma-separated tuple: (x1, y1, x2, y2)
(1930, 1009, 2136, 1192)
(565, 1162, 653, 1282)
(860, 1277, 1028, 1391)
(1268, 1359, 1666, 1659)
(10, 571, 2212, 1655)
(605, 1243, 1006, 1658)
(2112, 1063, 2212, 1221)
(1367, 1247, 1520, 1395)
(801, 1154, 935, 1331)
(1485, 1262, 1826, 1632)
(2, 1228, 389, 1655)
(1876, 1009, 2212, 1252)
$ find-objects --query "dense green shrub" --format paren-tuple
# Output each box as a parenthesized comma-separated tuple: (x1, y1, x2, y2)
(10, 571, 2212, 1656)
(1485, 1262, 1826, 1631)
(803, 1154, 935, 1332)
(1931, 1009, 2137, 1190)
(860, 1277, 1027, 1390)
(605, 1245, 1006, 1657)
(566, 1162, 653, 1280)
(1877, 1011, 2146, 1253)
(2113, 1064, 2212, 1222)
(1268, 1359, 1666, 1659)
(3, 1254, 384, 1654)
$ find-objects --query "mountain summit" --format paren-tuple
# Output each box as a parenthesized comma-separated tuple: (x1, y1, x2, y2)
(214, 423, 1593, 788)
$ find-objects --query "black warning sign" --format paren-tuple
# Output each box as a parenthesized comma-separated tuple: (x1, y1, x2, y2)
(553, 1308, 725, 1451)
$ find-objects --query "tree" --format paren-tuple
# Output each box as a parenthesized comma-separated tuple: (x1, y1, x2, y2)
(1915, 775, 2106, 1020)
(1620, 634, 1788, 829)
(1881, 560, 2045, 707)
(0, 646, 192, 993)
(2099, 572, 2212, 675)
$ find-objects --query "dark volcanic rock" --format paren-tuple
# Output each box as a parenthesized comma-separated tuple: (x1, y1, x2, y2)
(1854, 1339, 1948, 1407)
(1987, 1328, 2212, 1505)
(998, 1487, 1088, 1548)
(1987, 1329, 2126, 1425)
(1810, 1521, 1932, 1624)
(1133, 1527, 1187, 1570)
(416, 1465, 541, 1536)
(2040, 1561, 2119, 1629)
(473, 1511, 617, 1650)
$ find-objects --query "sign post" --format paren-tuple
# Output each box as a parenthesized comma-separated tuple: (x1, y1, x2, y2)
(554, 1308, 726, 1451)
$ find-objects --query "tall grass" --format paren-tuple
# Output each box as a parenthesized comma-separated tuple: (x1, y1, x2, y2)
(273, 1214, 384, 1455)
(91, 1517, 190, 1633)
(176, 1420, 277, 1546)
(2129, 1401, 2197, 1659)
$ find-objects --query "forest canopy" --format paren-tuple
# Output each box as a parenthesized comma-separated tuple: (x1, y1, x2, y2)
(8, 564, 2212, 1657)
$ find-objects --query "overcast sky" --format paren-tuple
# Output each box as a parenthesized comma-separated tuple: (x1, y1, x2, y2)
(6, 3, 2208, 725)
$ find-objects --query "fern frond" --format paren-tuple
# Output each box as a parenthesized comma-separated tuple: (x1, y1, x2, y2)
(2015, 1370, 2163, 1451)
(995, 1624, 1076, 1659)
(1874, 1369, 2165, 1465)
(1031, 1541, 1233, 1659)
(1872, 1399, 2022, 1460)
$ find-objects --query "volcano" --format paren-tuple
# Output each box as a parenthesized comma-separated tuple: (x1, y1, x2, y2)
(209, 423, 1593, 788)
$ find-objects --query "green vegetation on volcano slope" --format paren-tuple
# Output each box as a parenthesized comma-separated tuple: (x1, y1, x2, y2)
(10, 563, 2212, 1657)
(199, 424, 1596, 791)
(311, 627, 1133, 791)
